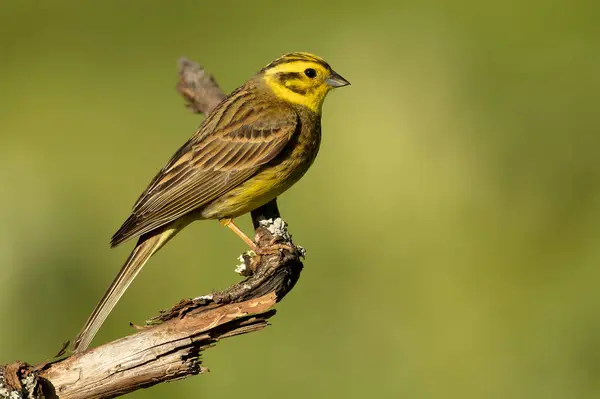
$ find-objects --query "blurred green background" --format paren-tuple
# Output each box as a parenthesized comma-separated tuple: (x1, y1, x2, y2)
(1, 0, 599, 398)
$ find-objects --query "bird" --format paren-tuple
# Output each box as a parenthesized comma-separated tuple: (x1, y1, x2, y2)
(72, 52, 350, 353)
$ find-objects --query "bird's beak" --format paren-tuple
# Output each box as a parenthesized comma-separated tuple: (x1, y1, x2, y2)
(326, 71, 351, 88)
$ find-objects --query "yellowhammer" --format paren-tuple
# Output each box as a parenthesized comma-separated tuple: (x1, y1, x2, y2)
(73, 52, 350, 352)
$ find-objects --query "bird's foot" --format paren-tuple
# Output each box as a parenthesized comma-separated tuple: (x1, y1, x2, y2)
(255, 240, 296, 255)
(234, 240, 296, 277)
(232, 217, 304, 277)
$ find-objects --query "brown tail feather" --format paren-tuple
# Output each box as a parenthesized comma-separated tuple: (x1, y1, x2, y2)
(73, 224, 181, 353)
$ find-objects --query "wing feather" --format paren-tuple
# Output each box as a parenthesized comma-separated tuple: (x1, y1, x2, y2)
(111, 94, 298, 247)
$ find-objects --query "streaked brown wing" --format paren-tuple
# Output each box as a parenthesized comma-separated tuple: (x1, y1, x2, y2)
(111, 96, 298, 246)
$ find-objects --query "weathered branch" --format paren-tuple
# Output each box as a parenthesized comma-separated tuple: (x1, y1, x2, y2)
(0, 58, 304, 399)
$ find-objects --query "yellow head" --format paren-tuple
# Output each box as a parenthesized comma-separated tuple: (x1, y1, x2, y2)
(260, 52, 350, 112)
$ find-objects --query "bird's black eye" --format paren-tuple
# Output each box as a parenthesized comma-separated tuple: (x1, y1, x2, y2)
(304, 68, 317, 78)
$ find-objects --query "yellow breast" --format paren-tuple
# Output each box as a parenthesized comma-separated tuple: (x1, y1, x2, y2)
(200, 110, 321, 219)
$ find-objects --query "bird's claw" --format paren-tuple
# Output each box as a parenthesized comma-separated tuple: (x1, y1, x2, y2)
(254, 242, 296, 255)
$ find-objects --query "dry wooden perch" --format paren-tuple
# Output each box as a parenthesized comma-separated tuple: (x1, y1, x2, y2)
(0, 58, 304, 399)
